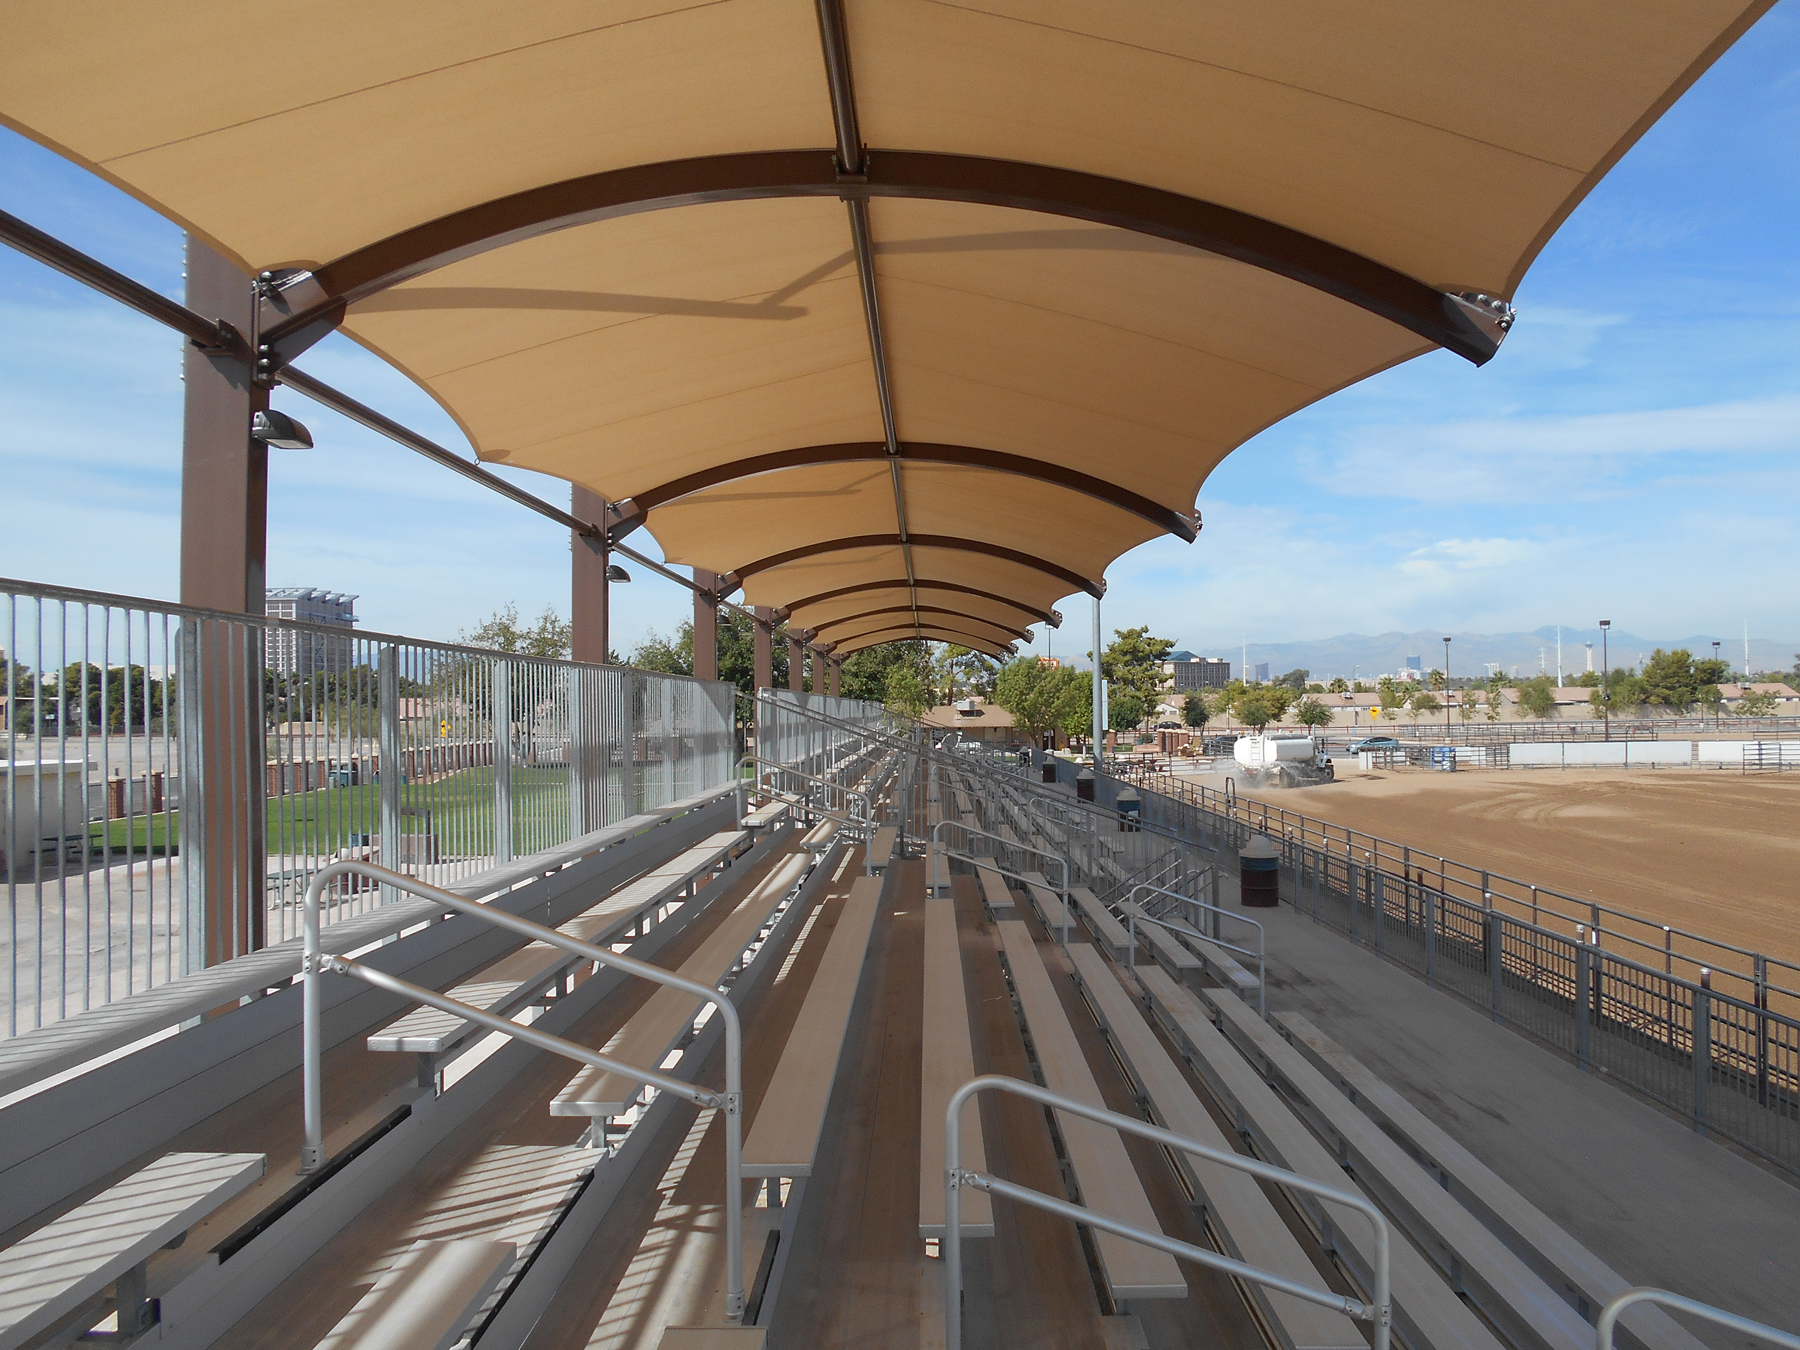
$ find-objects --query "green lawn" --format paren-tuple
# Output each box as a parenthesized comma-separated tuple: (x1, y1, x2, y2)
(93, 763, 599, 857)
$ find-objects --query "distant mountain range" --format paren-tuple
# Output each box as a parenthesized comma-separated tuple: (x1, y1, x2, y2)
(1171, 628, 1798, 683)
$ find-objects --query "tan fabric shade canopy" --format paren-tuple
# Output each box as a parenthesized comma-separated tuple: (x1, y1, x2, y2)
(2, 0, 1771, 655)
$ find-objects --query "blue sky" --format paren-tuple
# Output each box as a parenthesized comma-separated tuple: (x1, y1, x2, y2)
(2, 8, 1797, 661)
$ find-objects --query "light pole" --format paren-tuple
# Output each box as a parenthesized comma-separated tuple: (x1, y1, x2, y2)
(1712, 641, 1722, 728)
(1442, 637, 1452, 736)
(1599, 620, 1611, 741)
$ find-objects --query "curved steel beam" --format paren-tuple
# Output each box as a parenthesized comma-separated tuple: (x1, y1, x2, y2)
(722, 533, 1103, 598)
(836, 623, 1013, 658)
(811, 604, 1030, 643)
(270, 150, 1504, 364)
(781, 578, 1062, 628)
(826, 611, 1024, 650)
(615, 441, 1195, 542)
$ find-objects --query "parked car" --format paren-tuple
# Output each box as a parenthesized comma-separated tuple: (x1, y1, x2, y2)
(1346, 735, 1402, 754)
(1154, 720, 1180, 730)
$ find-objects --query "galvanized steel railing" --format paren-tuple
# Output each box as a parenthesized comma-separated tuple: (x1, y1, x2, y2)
(1, 577, 735, 1037)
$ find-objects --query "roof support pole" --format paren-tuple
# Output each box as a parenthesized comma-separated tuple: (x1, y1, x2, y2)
(1092, 593, 1105, 770)
(571, 484, 611, 666)
(179, 237, 267, 966)
(788, 633, 805, 694)
(753, 608, 775, 691)
(693, 569, 719, 682)
(828, 659, 841, 698)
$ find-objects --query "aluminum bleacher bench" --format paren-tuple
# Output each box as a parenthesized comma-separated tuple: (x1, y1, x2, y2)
(1199, 987, 1593, 1350)
(798, 814, 842, 852)
(870, 825, 900, 873)
(1275, 1013, 1707, 1350)
(974, 866, 1015, 917)
(995, 920, 1185, 1301)
(1068, 885, 1136, 961)
(742, 800, 790, 831)
(1019, 871, 1071, 932)
(1065, 949, 1362, 1350)
(743, 877, 881, 1179)
(370, 830, 749, 1082)
(919, 897, 994, 1239)
(553, 851, 811, 1118)
(1135, 968, 1505, 1350)
(1188, 932, 1261, 999)
(0, 1152, 265, 1350)
(322, 1237, 514, 1350)
(1121, 903, 1202, 986)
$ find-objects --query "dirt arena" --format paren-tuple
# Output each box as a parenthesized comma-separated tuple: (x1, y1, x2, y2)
(1232, 767, 1800, 970)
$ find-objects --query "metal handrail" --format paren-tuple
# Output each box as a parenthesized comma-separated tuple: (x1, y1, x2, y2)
(1128, 882, 1267, 1018)
(740, 753, 879, 854)
(301, 859, 751, 1319)
(944, 1074, 1390, 1350)
(1598, 1290, 1800, 1350)
(929, 821, 1073, 944)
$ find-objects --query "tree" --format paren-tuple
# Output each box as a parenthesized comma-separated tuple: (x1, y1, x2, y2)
(1735, 688, 1779, 717)
(1109, 692, 1146, 732)
(1694, 656, 1731, 687)
(1293, 696, 1333, 730)
(1327, 677, 1349, 694)
(1376, 677, 1406, 718)
(935, 645, 998, 700)
(630, 623, 692, 675)
(1276, 668, 1309, 692)
(1516, 676, 1556, 719)
(1408, 690, 1441, 721)
(993, 659, 1086, 743)
(1099, 626, 1175, 726)
(461, 602, 572, 659)
(1641, 648, 1700, 712)
(884, 664, 931, 718)
(1182, 692, 1209, 729)
(1459, 689, 1481, 722)
(1428, 667, 1447, 692)
(841, 641, 934, 703)
(1237, 697, 1274, 729)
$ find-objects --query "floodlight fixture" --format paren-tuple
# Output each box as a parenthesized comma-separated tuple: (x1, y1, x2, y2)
(605, 564, 631, 583)
(251, 408, 313, 450)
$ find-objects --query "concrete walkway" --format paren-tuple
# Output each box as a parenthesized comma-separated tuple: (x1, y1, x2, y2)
(1252, 895, 1800, 1335)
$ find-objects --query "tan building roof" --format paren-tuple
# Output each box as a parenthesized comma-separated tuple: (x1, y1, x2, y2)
(921, 703, 1014, 730)
(2, 5, 1769, 655)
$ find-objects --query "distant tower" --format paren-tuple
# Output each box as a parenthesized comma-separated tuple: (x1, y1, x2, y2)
(1584, 642, 1594, 675)
(1556, 627, 1563, 686)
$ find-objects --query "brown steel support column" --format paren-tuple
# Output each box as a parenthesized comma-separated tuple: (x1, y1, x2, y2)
(788, 633, 804, 693)
(753, 608, 774, 690)
(692, 568, 719, 682)
(570, 485, 611, 665)
(179, 238, 266, 967)
(828, 658, 841, 697)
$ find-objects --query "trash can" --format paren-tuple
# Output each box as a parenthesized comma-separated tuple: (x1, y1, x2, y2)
(1116, 787, 1141, 832)
(1429, 746, 1458, 772)
(1239, 833, 1281, 907)
(1042, 760, 1058, 784)
(1075, 767, 1095, 802)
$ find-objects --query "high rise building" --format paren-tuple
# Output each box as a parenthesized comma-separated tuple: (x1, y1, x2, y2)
(264, 588, 359, 676)
(1162, 651, 1230, 691)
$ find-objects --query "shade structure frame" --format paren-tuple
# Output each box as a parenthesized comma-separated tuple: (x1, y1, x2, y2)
(721, 533, 1103, 600)
(263, 149, 1506, 366)
(808, 603, 1031, 645)
(832, 622, 1014, 659)
(779, 579, 1063, 630)
(823, 608, 1025, 652)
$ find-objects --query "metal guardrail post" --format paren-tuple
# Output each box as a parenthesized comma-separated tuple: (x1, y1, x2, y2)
(1597, 1289, 1800, 1350)
(176, 621, 208, 976)
(1575, 937, 1592, 1067)
(1693, 976, 1712, 1134)
(944, 1075, 1390, 1350)
(301, 858, 750, 1319)
(492, 661, 513, 864)
(377, 646, 402, 906)
(1486, 895, 1504, 1021)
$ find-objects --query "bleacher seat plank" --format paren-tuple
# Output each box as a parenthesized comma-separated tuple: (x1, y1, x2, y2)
(1189, 934, 1261, 996)
(0, 1152, 265, 1350)
(799, 816, 840, 851)
(1201, 991, 1592, 1350)
(657, 1329, 766, 1348)
(742, 801, 789, 830)
(1135, 968, 1504, 1350)
(1020, 872, 1071, 931)
(919, 898, 994, 1239)
(372, 831, 746, 1054)
(1069, 886, 1135, 961)
(871, 825, 899, 871)
(995, 921, 1185, 1300)
(1065, 948, 1362, 1350)
(975, 867, 1015, 916)
(1275, 1014, 1707, 1350)
(1121, 905, 1202, 982)
(323, 1238, 514, 1350)
(743, 879, 881, 1177)
(553, 851, 810, 1117)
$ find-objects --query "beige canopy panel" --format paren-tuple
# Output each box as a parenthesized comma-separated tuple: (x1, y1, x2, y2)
(2, 1, 1771, 653)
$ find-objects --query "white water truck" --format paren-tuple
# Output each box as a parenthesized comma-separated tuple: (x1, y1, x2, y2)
(1232, 731, 1334, 788)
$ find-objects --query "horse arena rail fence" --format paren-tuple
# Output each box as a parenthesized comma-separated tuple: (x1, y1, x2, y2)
(0, 576, 736, 1036)
(1100, 759, 1800, 1177)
